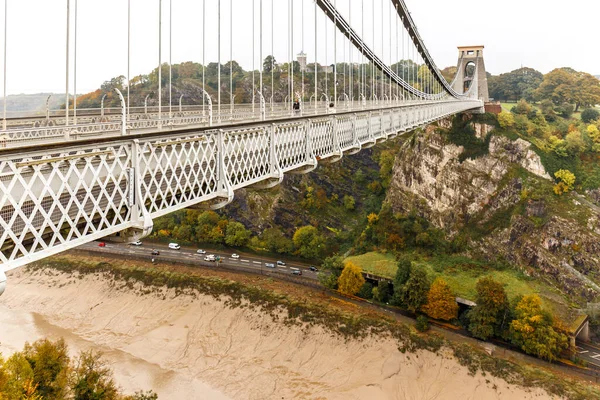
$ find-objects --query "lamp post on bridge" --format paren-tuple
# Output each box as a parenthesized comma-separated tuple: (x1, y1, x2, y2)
(2, 0, 7, 131)
(65, 0, 70, 127)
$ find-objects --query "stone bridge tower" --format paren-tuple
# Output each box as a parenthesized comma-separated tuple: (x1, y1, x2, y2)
(452, 45, 489, 102)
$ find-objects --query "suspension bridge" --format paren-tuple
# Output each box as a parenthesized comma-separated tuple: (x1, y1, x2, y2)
(0, 0, 490, 294)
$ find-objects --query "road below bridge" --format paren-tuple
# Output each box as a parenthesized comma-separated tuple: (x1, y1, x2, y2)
(77, 241, 320, 281)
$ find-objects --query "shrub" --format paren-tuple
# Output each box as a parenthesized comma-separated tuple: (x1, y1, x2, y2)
(415, 315, 430, 332)
(581, 108, 600, 123)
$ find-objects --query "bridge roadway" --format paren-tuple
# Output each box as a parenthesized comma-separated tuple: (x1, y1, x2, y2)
(0, 100, 445, 149)
(0, 98, 482, 273)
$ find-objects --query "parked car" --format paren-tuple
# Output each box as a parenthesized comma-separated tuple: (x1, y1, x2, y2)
(292, 269, 302, 276)
(196, 249, 206, 254)
(265, 263, 275, 268)
(130, 240, 142, 246)
(231, 253, 240, 259)
(151, 250, 160, 256)
(98, 242, 106, 247)
(309, 266, 318, 272)
(276, 260, 286, 266)
(168, 243, 181, 250)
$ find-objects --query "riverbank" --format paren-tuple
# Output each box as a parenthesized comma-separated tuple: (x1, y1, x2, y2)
(2, 255, 598, 399)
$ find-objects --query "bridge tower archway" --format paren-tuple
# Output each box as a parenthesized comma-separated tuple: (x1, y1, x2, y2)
(452, 46, 489, 102)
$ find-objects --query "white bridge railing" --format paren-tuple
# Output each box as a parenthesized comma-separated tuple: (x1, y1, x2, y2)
(0, 98, 464, 149)
(0, 99, 481, 274)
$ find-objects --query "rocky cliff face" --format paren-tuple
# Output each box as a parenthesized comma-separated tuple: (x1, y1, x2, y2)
(387, 123, 549, 230)
(386, 118, 600, 301)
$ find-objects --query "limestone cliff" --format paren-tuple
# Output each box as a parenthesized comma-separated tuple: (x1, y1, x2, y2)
(386, 118, 600, 302)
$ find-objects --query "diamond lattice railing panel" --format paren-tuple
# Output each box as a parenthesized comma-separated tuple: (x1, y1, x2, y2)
(223, 127, 271, 190)
(355, 115, 370, 144)
(0, 143, 132, 267)
(275, 122, 308, 172)
(310, 118, 335, 159)
(336, 115, 355, 151)
(371, 115, 383, 140)
(138, 132, 219, 218)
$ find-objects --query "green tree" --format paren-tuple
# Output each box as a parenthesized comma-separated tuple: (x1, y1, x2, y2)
(415, 315, 430, 332)
(261, 228, 293, 254)
(224, 221, 251, 247)
(23, 338, 70, 400)
(292, 225, 325, 259)
(509, 295, 569, 362)
(263, 55, 276, 73)
(489, 67, 543, 102)
(71, 350, 119, 400)
(343, 195, 355, 211)
(317, 255, 345, 289)
(467, 277, 509, 340)
(392, 257, 411, 305)
(357, 282, 374, 299)
(401, 269, 430, 313)
(422, 278, 458, 321)
(581, 108, 600, 124)
(337, 262, 365, 295)
(373, 280, 392, 303)
(565, 131, 586, 155)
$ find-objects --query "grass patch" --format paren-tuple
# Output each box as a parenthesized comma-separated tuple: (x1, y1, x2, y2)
(346, 252, 397, 279)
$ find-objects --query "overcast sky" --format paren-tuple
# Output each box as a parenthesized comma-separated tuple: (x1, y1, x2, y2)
(2, 0, 598, 95)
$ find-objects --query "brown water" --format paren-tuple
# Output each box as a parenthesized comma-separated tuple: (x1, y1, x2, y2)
(0, 304, 230, 400)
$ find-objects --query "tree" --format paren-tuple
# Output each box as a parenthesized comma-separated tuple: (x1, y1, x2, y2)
(224, 221, 251, 247)
(565, 131, 586, 155)
(373, 280, 392, 303)
(292, 225, 325, 259)
(343, 195, 355, 211)
(509, 295, 569, 362)
(537, 68, 600, 111)
(581, 108, 600, 123)
(489, 67, 543, 102)
(553, 169, 576, 195)
(497, 111, 515, 129)
(401, 268, 430, 313)
(337, 262, 365, 295)
(415, 315, 430, 332)
(422, 278, 458, 321)
(357, 282, 374, 299)
(22, 338, 70, 400)
(511, 99, 532, 115)
(391, 257, 411, 305)
(263, 55, 277, 73)
(261, 227, 293, 254)
(467, 277, 509, 340)
(317, 255, 345, 289)
(71, 350, 119, 400)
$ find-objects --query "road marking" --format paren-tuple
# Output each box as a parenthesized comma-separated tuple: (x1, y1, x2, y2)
(241, 259, 249, 263)
(253, 261, 261, 264)
(579, 350, 589, 354)
(590, 354, 600, 360)
(278, 266, 287, 269)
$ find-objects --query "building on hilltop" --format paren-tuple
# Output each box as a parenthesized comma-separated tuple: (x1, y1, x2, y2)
(297, 51, 307, 72)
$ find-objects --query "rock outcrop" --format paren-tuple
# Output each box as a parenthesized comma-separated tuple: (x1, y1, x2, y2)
(386, 118, 600, 300)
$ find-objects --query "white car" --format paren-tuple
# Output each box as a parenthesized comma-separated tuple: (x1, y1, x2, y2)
(197, 249, 206, 254)
(168, 243, 181, 250)
(231, 253, 240, 259)
(130, 240, 142, 246)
